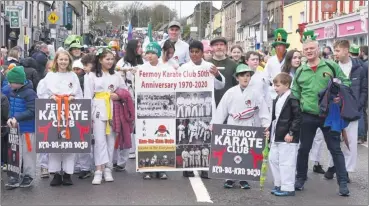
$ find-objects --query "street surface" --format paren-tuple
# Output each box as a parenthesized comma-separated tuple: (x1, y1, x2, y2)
(2, 144, 368, 205)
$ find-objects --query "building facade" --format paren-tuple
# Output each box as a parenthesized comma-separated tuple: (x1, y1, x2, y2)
(306, 0, 368, 48)
(283, 1, 306, 50)
(223, 1, 236, 49)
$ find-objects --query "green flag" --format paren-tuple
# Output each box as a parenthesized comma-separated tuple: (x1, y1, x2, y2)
(148, 22, 153, 42)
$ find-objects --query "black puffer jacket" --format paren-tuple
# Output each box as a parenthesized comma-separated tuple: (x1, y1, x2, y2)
(1, 93, 9, 138)
(20, 57, 40, 91)
(269, 93, 301, 143)
(349, 57, 368, 111)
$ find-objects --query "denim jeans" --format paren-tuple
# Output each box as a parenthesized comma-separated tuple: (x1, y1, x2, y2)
(296, 113, 348, 184)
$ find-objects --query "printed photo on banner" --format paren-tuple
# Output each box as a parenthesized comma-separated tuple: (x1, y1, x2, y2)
(176, 91, 212, 118)
(137, 150, 176, 170)
(208, 124, 265, 181)
(35, 99, 92, 153)
(136, 92, 176, 119)
(176, 118, 211, 144)
(176, 144, 210, 169)
(136, 119, 175, 144)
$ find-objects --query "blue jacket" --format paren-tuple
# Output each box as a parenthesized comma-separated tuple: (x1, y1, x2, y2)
(324, 103, 349, 133)
(349, 57, 368, 111)
(7, 80, 37, 133)
(2, 79, 31, 97)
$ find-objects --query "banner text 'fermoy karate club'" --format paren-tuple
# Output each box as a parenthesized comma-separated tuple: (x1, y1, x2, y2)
(209, 124, 265, 181)
(35, 99, 92, 153)
(135, 66, 214, 172)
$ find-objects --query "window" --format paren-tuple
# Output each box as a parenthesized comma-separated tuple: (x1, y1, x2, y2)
(300, 12, 305, 23)
(359, 36, 365, 46)
(288, 16, 292, 32)
(41, 11, 44, 22)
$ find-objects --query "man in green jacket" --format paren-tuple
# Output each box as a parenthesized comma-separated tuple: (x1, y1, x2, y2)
(292, 30, 351, 196)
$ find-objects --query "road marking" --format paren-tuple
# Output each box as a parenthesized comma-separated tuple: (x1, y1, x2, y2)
(189, 171, 213, 203)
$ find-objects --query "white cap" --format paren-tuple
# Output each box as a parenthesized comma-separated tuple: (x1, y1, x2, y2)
(72, 59, 83, 69)
(57, 47, 65, 52)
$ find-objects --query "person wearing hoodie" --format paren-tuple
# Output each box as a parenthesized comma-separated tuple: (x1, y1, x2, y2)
(324, 40, 367, 182)
(20, 57, 40, 90)
(31, 43, 49, 79)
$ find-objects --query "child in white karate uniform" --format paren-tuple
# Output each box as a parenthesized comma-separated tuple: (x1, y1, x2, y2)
(84, 48, 126, 185)
(212, 64, 270, 189)
(38, 51, 83, 186)
(267, 73, 301, 196)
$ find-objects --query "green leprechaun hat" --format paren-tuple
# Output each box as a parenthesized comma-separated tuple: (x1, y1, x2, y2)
(349, 44, 360, 54)
(272, 28, 290, 48)
(302, 30, 317, 42)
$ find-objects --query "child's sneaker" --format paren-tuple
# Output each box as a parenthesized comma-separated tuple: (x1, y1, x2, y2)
(271, 186, 281, 195)
(50, 173, 63, 186)
(5, 177, 20, 190)
(239, 181, 251, 189)
(143, 173, 151, 180)
(274, 190, 295, 196)
(158, 172, 168, 179)
(19, 175, 33, 188)
(103, 168, 114, 182)
(224, 180, 235, 188)
(41, 168, 49, 178)
(78, 171, 92, 179)
(115, 164, 126, 172)
(92, 170, 102, 185)
(62, 173, 73, 186)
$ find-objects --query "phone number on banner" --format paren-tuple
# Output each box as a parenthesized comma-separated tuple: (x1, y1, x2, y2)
(212, 166, 261, 177)
(38, 141, 88, 149)
(178, 81, 208, 89)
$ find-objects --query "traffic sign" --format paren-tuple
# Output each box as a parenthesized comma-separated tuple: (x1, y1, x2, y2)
(5, 6, 21, 29)
(48, 12, 59, 24)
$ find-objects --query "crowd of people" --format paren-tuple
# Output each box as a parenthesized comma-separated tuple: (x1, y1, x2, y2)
(0, 19, 367, 199)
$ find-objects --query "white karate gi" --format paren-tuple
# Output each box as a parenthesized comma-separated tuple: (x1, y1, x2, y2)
(198, 97, 205, 117)
(188, 123, 198, 143)
(268, 90, 298, 192)
(309, 128, 324, 163)
(201, 148, 209, 167)
(184, 97, 192, 117)
(249, 71, 273, 111)
(211, 84, 271, 127)
(194, 149, 201, 167)
(38, 71, 83, 174)
(189, 150, 195, 167)
(178, 124, 185, 142)
(205, 96, 212, 116)
(264, 55, 285, 100)
(177, 96, 185, 117)
(84, 71, 126, 169)
(181, 150, 189, 168)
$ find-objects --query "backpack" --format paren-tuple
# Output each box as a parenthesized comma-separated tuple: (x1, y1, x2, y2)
(295, 60, 336, 88)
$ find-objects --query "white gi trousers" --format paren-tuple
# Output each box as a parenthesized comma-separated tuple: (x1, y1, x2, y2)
(179, 131, 185, 142)
(202, 155, 209, 167)
(328, 120, 358, 172)
(78, 151, 93, 171)
(113, 148, 129, 166)
(93, 116, 115, 168)
(198, 106, 204, 117)
(49, 153, 75, 174)
(185, 106, 191, 117)
(191, 105, 198, 117)
(189, 132, 197, 143)
(309, 128, 324, 162)
(189, 155, 194, 166)
(39, 153, 49, 169)
(177, 106, 184, 118)
(20, 133, 36, 178)
(269, 142, 298, 192)
(195, 156, 201, 166)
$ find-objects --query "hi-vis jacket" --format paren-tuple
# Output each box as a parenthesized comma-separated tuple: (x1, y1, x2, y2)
(212, 84, 271, 127)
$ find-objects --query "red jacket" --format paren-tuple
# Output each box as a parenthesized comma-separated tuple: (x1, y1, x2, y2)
(112, 88, 135, 149)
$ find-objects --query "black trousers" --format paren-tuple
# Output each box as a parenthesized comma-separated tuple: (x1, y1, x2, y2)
(1, 132, 8, 164)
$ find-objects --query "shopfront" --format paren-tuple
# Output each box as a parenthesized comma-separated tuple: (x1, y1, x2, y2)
(307, 8, 368, 49)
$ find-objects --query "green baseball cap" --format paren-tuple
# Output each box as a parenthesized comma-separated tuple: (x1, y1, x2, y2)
(235, 64, 254, 75)
(349, 44, 360, 54)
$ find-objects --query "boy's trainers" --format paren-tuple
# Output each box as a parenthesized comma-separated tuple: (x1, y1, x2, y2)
(5, 177, 20, 189)
(62, 174, 73, 186)
(92, 170, 103, 185)
(274, 190, 295, 196)
(324, 166, 336, 180)
(338, 183, 350, 196)
(239, 181, 251, 189)
(50, 173, 63, 186)
(143, 173, 151, 180)
(158, 172, 168, 179)
(79, 171, 92, 179)
(224, 180, 235, 188)
(271, 186, 281, 194)
(103, 168, 114, 182)
(19, 175, 33, 188)
(41, 168, 49, 178)
(313, 164, 325, 174)
(115, 164, 126, 172)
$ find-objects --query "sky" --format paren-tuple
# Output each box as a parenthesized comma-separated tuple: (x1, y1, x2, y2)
(118, 1, 222, 19)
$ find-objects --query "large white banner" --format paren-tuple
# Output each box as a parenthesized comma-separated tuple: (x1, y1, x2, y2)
(135, 66, 214, 172)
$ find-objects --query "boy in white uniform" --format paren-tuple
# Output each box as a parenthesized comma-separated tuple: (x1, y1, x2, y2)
(267, 73, 301, 196)
(184, 94, 192, 117)
(191, 93, 199, 117)
(178, 121, 186, 143)
(198, 93, 205, 116)
(212, 64, 270, 189)
(177, 94, 185, 118)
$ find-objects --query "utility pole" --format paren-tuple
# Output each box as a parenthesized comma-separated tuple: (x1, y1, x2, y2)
(260, 0, 264, 51)
(209, 1, 213, 39)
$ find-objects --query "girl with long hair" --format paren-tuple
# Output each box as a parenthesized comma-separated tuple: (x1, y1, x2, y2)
(37, 50, 83, 186)
(84, 48, 126, 185)
(281, 50, 302, 77)
(230, 45, 245, 64)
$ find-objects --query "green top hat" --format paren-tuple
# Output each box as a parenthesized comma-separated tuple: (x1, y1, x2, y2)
(64, 35, 83, 50)
(302, 30, 317, 42)
(235, 64, 254, 75)
(349, 44, 360, 54)
(272, 28, 290, 48)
